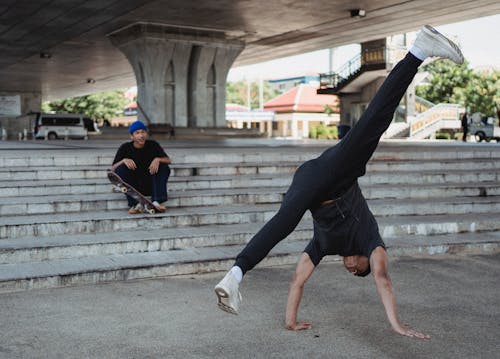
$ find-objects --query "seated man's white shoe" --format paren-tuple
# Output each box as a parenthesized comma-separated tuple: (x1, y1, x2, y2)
(151, 200, 167, 212)
(413, 25, 464, 65)
(214, 271, 242, 314)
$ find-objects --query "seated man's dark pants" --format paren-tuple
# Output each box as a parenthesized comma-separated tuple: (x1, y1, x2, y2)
(115, 163, 170, 206)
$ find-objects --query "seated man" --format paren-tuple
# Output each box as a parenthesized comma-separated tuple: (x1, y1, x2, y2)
(111, 120, 171, 213)
(214, 25, 464, 339)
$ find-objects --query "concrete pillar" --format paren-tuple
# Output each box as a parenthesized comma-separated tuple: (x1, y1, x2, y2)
(282, 120, 289, 137)
(291, 119, 298, 138)
(302, 120, 309, 138)
(109, 23, 244, 129)
(405, 80, 416, 122)
(0, 92, 41, 139)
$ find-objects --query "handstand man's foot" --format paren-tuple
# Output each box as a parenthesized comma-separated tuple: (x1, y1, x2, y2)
(413, 25, 464, 64)
(214, 271, 242, 315)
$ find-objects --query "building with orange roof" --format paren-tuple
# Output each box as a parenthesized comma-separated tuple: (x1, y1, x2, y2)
(264, 84, 339, 138)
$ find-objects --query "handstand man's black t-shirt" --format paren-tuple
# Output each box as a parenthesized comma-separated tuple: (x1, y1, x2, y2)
(304, 181, 385, 266)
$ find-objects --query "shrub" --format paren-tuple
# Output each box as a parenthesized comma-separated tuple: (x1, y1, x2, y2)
(435, 132, 451, 140)
(309, 127, 317, 139)
(309, 124, 338, 139)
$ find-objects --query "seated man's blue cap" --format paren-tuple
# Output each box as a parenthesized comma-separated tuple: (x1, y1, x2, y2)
(129, 120, 147, 134)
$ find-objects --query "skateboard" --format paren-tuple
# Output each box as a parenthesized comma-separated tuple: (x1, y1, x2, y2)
(107, 171, 165, 214)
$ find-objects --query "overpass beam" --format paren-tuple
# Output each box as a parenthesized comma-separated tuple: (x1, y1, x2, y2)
(109, 23, 244, 129)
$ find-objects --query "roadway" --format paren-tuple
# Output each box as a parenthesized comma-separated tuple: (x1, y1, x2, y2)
(0, 253, 498, 358)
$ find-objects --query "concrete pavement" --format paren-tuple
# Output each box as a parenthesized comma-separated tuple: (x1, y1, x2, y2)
(0, 252, 498, 359)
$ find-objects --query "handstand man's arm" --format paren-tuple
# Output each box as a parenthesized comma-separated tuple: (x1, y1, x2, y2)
(285, 253, 315, 330)
(370, 246, 430, 339)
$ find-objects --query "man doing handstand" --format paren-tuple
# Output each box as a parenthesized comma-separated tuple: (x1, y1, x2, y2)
(215, 25, 464, 339)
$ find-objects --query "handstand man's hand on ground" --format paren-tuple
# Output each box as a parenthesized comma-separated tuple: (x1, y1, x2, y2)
(392, 323, 430, 339)
(285, 321, 312, 331)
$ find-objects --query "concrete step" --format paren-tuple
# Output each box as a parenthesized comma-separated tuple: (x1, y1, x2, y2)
(1, 212, 499, 265)
(0, 174, 290, 197)
(0, 168, 499, 198)
(0, 163, 298, 180)
(1, 143, 499, 168)
(0, 140, 499, 292)
(0, 222, 311, 264)
(0, 187, 286, 215)
(1, 157, 499, 181)
(2, 197, 500, 239)
(0, 230, 498, 293)
(1, 182, 499, 216)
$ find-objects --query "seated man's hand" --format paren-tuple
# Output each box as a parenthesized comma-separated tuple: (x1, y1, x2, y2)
(149, 158, 161, 174)
(123, 158, 136, 170)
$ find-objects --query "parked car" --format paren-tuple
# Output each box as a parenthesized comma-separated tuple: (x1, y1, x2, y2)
(469, 112, 500, 142)
(34, 113, 99, 140)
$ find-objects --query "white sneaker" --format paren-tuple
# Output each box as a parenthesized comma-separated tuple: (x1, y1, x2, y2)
(214, 271, 242, 315)
(413, 25, 464, 64)
(151, 200, 167, 212)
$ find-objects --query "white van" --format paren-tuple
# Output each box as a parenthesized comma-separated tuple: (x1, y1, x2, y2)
(34, 113, 99, 140)
(469, 112, 500, 142)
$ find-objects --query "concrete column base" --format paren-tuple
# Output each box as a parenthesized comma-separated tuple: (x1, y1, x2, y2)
(0, 92, 41, 140)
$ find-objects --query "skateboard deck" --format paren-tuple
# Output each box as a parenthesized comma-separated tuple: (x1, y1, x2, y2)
(107, 171, 165, 214)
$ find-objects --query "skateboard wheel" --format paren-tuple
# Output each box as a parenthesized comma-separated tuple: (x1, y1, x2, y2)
(120, 187, 128, 193)
(147, 208, 155, 215)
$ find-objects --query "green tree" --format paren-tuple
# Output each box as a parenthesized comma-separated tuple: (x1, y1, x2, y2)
(452, 70, 500, 116)
(415, 60, 473, 104)
(416, 60, 500, 117)
(324, 104, 335, 116)
(42, 90, 128, 124)
(226, 80, 280, 109)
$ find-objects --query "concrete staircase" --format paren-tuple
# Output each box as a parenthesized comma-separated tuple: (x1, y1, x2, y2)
(1, 142, 500, 292)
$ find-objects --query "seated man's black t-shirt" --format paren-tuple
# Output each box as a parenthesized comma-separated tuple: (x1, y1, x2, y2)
(112, 140, 168, 194)
(304, 181, 385, 266)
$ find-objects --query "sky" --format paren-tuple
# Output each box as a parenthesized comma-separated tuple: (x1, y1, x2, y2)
(227, 13, 500, 82)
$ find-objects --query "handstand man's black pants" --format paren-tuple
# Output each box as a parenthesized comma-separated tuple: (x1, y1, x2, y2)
(235, 53, 422, 274)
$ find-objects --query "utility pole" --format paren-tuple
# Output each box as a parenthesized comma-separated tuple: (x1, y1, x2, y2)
(259, 77, 264, 110)
(246, 79, 251, 110)
(329, 48, 335, 73)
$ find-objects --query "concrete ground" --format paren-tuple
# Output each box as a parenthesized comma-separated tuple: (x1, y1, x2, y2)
(0, 253, 498, 359)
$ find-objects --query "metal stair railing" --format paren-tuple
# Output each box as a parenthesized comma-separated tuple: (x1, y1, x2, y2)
(319, 46, 406, 91)
(415, 96, 435, 113)
(409, 103, 463, 138)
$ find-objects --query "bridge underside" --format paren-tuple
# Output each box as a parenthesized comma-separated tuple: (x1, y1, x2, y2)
(1, 0, 499, 100)
(0, 1, 498, 137)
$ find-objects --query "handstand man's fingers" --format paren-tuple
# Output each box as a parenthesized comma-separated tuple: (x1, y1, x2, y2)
(405, 329, 430, 339)
(413, 331, 431, 339)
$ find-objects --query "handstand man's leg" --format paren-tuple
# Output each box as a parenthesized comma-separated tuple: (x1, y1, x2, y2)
(316, 25, 464, 186)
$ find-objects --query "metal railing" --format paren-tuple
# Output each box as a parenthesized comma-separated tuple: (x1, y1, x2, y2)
(415, 96, 435, 113)
(409, 103, 463, 138)
(319, 46, 406, 91)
